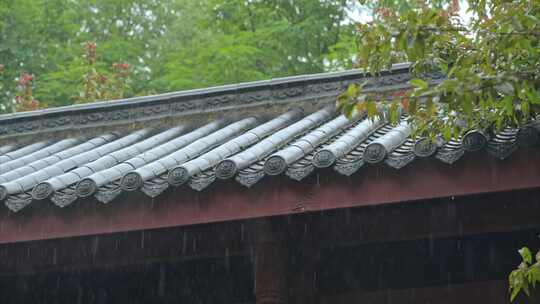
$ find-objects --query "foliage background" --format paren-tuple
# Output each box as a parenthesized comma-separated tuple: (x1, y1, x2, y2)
(0, 0, 358, 113)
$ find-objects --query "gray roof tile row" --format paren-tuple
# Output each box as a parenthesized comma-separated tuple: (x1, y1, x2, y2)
(0, 141, 53, 169)
(0, 144, 17, 155)
(0, 103, 538, 212)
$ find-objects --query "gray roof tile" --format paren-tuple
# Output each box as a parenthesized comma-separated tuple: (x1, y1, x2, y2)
(0, 101, 535, 212)
(167, 109, 303, 189)
(215, 106, 334, 180)
(31, 127, 185, 200)
(0, 144, 17, 155)
(119, 117, 259, 193)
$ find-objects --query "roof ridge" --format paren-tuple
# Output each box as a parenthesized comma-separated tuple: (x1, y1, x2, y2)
(0, 64, 419, 140)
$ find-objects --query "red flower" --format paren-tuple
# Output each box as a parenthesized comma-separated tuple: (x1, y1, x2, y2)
(112, 62, 130, 70)
(84, 42, 97, 64)
(112, 62, 130, 78)
(97, 74, 108, 84)
(84, 42, 96, 52)
(18, 73, 34, 87)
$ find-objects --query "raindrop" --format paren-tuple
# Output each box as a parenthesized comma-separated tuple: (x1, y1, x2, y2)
(181, 232, 187, 254)
(158, 264, 165, 297)
(92, 236, 99, 259)
(429, 234, 435, 258)
(224, 247, 230, 270)
(240, 223, 245, 241)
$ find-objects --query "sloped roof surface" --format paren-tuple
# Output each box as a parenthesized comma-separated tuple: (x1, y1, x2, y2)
(0, 64, 538, 212)
(1, 105, 538, 212)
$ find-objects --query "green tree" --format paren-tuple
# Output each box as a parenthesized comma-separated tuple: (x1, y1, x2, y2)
(510, 247, 540, 301)
(1, 0, 357, 112)
(0, 0, 178, 111)
(336, 1, 540, 301)
(154, 0, 358, 90)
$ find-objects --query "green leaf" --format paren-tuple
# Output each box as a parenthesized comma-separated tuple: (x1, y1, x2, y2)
(520, 247, 533, 265)
(528, 265, 540, 288)
(347, 84, 359, 98)
(521, 101, 530, 121)
(510, 283, 521, 302)
(442, 125, 452, 141)
(409, 99, 417, 115)
(389, 101, 399, 125)
(409, 78, 428, 90)
(502, 95, 515, 117)
(367, 100, 377, 118)
(342, 102, 355, 118)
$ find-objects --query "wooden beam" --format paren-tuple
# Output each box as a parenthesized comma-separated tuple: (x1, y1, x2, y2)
(1, 149, 539, 244)
(0, 188, 539, 275)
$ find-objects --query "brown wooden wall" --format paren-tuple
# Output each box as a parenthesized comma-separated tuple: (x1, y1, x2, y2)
(0, 188, 539, 303)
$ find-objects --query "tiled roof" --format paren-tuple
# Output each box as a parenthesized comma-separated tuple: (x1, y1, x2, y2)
(0, 64, 538, 212)
(0, 105, 538, 212)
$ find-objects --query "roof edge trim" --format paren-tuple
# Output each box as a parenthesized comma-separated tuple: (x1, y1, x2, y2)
(0, 63, 418, 140)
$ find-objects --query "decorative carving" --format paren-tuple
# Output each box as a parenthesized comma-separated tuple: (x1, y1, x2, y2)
(517, 126, 539, 147)
(189, 174, 216, 191)
(272, 87, 304, 100)
(462, 130, 488, 152)
(41, 117, 71, 128)
(377, 73, 412, 86)
(0, 68, 421, 138)
(12, 121, 40, 133)
(76, 178, 98, 197)
(5, 193, 32, 212)
(238, 90, 271, 104)
(32, 182, 54, 200)
(435, 148, 465, 164)
(215, 160, 238, 180)
(121, 172, 143, 191)
(236, 170, 265, 187)
(71, 110, 131, 126)
(203, 94, 235, 107)
(141, 179, 169, 198)
(385, 153, 415, 169)
(413, 137, 437, 157)
(343, 73, 414, 91)
(75, 113, 104, 124)
(334, 160, 364, 176)
(136, 104, 170, 118)
(0, 186, 7, 201)
(487, 142, 517, 160)
(51, 191, 78, 208)
(264, 156, 287, 176)
(306, 82, 340, 96)
(170, 100, 198, 113)
(95, 186, 122, 204)
(312, 149, 336, 168)
(286, 165, 314, 181)
(168, 167, 190, 186)
(363, 143, 387, 163)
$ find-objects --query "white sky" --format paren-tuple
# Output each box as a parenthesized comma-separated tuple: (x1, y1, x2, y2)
(346, 2, 473, 25)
